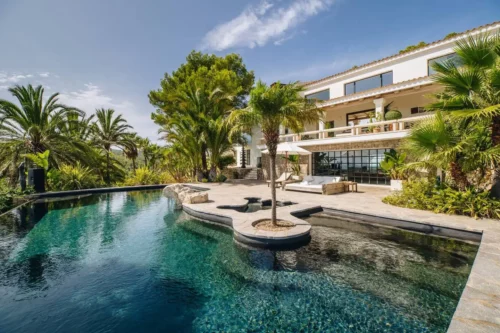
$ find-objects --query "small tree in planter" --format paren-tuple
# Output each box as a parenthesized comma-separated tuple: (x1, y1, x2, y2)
(380, 149, 407, 190)
(384, 109, 402, 131)
(229, 81, 321, 226)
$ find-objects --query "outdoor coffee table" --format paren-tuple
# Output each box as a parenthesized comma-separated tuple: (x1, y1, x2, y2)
(343, 181, 358, 192)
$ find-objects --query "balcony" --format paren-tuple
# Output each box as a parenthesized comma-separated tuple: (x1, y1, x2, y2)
(257, 115, 429, 147)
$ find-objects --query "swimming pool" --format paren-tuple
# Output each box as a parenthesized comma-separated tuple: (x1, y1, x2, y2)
(0, 190, 477, 332)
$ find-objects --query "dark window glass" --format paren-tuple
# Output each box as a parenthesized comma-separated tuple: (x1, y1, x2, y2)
(428, 53, 461, 75)
(345, 83, 355, 95)
(411, 107, 427, 114)
(381, 72, 393, 86)
(355, 75, 382, 93)
(311, 148, 391, 184)
(344, 72, 393, 96)
(306, 89, 330, 101)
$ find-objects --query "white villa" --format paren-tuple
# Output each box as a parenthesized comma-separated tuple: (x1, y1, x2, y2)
(233, 21, 500, 185)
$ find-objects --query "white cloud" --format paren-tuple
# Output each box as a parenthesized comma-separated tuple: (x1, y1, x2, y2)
(0, 73, 34, 84)
(39, 72, 50, 78)
(201, 0, 335, 51)
(0, 85, 8, 90)
(58, 83, 158, 141)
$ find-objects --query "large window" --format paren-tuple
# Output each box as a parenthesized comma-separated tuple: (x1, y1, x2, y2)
(312, 149, 391, 185)
(344, 72, 393, 96)
(305, 89, 330, 101)
(428, 53, 461, 75)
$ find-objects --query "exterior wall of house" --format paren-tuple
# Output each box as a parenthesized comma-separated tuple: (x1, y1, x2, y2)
(248, 22, 500, 183)
(302, 23, 500, 100)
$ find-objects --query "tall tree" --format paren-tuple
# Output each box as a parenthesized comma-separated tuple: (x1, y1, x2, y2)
(159, 84, 234, 180)
(123, 133, 139, 173)
(91, 108, 133, 185)
(0, 84, 87, 175)
(149, 52, 254, 181)
(429, 32, 500, 193)
(230, 81, 321, 225)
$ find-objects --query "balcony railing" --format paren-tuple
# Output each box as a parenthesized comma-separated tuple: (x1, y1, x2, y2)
(258, 115, 429, 145)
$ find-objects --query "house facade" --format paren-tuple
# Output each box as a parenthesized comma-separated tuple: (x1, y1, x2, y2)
(241, 21, 500, 185)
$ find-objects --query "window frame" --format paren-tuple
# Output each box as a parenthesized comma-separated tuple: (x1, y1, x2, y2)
(344, 71, 393, 96)
(305, 89, 330, 101)
(427, 52, 458, 76)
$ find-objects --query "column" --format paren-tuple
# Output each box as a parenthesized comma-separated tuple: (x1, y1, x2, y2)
(318, 119, 325, 139)
(373, 98, 386, 132)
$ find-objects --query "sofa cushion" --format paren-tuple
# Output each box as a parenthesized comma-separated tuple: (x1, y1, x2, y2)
(285, 183, 322, 192)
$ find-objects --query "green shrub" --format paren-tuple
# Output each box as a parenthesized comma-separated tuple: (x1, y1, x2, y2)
(201, 178, 209, 183)
(48, 163, 101, 191)
(215, 174, 227, 183)
(123, 167, 160, 186)
(383, 179, 500, 219)
(0, 180, 34, 213)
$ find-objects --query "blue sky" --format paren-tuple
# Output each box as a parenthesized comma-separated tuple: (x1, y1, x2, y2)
(0, 0, 498, 140)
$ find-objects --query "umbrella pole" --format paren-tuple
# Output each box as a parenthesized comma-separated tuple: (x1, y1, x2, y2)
(285, 151, 288, 178)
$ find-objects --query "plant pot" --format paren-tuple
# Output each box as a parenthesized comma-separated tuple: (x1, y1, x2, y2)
(28, 168, 46, 193)
(373, 127, 381, 133)
(390, 179, 403, 191)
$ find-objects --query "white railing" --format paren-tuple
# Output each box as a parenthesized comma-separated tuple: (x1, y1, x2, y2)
(258, 115, 430, 144)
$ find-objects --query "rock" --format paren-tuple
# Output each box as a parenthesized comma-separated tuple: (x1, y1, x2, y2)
(183, 192, 209, 204)
(162, 184, 208, 209)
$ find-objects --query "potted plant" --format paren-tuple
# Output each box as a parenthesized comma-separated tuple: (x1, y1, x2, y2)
(368, 112, 383, 133)
(384, 109, 402, 130)
(380, 149, 407, 191)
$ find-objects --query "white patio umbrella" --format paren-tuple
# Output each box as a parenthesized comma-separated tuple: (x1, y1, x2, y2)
(262, 142, 311, 174)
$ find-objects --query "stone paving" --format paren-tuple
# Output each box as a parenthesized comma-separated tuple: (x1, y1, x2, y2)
(183, 181, 500, 333)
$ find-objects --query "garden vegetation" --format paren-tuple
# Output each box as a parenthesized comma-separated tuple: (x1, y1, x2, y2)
(384, 32, 500, 218)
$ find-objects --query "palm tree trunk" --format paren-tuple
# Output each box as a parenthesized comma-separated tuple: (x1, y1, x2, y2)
(201, 143, 208, 178)
(449, 161, 468, 191)
(269, 153, 277, 225)
(266, 131, 279, 226)
(106, 150, 110, 185)
(492, 115, 500, 146)
(490, 116, 500, 198)
(132, 158, 136, 174)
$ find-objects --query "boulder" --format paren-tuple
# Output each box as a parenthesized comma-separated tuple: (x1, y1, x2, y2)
(183, 192, 209, 204)
(162, 184, 208, 209)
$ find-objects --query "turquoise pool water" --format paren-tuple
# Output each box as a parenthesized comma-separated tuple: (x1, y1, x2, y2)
(0, 190, 477, 332)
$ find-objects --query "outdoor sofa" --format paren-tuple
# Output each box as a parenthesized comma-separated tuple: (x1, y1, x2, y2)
(284, 176, 345, 195)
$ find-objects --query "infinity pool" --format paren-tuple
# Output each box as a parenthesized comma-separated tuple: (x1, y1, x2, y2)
(0, 190, 477, 332)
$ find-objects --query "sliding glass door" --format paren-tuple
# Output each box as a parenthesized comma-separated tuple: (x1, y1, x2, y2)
(312, 149, 390, 185)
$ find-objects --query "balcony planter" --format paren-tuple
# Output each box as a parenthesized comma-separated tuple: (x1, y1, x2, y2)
(385, 110, 402, 131)
(390, 179, 403, 191)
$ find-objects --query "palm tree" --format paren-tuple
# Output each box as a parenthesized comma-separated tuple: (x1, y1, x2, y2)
(230, 81, 321, 225)
(429, 32, 500, 192)
(205, 116, 235, 180)
(91, 108, 133, 185)
(403, 112, 500, 190)
(137, 137, 152, 167)
(159, 84, 233, 181)
(123, 133, 139, 173)
(430, 33, 500, 138)
(0, 84, 87, 175)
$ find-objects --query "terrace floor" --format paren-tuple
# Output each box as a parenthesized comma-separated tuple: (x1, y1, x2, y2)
(184, 181, 500, 333)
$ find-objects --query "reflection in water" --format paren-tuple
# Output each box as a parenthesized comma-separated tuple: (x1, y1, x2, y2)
(0, 190, 478, 333)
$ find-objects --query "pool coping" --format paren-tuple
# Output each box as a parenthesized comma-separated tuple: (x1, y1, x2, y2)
(26, 184, 169, 199)
(177, 183, 500, 333)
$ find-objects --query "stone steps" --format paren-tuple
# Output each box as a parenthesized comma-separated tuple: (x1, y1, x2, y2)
(243, 169, 258, 180)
